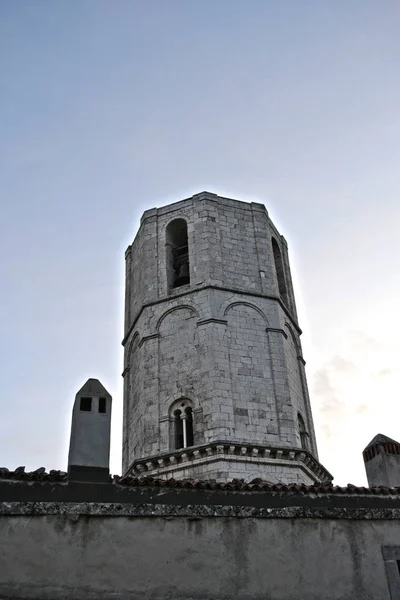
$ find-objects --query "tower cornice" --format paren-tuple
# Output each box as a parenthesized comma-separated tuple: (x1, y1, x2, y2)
(126, 441, 333, 485)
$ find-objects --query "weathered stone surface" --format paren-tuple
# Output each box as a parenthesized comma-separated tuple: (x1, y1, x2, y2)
(122, 192, 326, 484)
(3, 501, 400, 520)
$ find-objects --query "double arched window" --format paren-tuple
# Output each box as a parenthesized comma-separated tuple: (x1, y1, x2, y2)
(174, 407, 194, 449)
(170, 399, 194, 450)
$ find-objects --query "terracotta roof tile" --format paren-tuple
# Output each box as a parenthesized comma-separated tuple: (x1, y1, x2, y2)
(114, 474, 400, 495)
(364, 433, 400, 451)
(1, 468, 400, 496)
(0, 467, 68, 482)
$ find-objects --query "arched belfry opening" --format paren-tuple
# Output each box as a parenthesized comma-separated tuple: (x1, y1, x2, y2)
(272, 237, 288, 306)
(298, 413, 309, 450)
(166, 218, 190, 291)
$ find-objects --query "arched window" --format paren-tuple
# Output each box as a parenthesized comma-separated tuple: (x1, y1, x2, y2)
(174, 409, 184, 449)
(272, 238, 288, 306)
(185, 407, 194, 446)
(171, 400, 194, 450)
(166, 219, 190, 291)
(298, 413, 309, 450)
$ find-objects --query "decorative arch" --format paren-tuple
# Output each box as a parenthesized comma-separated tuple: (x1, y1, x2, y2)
(128, 331, 140, 354)
(223, 301, 268, 324)
(165, 213, 191, 230)
(156, 304, 200, 332)
(166, 391, 200, 411)
(125, 331, 141, 370)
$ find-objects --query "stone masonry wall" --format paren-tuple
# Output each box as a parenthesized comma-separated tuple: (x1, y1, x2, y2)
(123, 290, 317, 479)
(123, 193, 298, 336)
(141, 457, 318, 484)
(122, 193, 318, 480)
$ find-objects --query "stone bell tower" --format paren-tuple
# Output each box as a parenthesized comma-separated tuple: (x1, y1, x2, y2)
(122, 192, 331, 484)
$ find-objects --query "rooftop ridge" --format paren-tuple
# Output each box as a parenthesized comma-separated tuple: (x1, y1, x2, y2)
(2, 468, 400, 496)
(364, 433, 400, 451)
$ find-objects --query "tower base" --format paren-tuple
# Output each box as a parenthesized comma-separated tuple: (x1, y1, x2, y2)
(125, 441, 332, 485)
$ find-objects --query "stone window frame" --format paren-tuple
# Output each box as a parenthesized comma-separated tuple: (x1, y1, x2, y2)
(169, 398, 195, 451)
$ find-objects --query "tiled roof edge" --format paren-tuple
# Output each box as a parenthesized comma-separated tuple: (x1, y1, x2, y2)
(2, 469, 400, 496)
(0, 467, 68, 482)
(114, 475, 400, 495)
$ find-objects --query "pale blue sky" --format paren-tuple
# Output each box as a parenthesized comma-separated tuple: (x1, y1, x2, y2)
(1, 1, 399, 484)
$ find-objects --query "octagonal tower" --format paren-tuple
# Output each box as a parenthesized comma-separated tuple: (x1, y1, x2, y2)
(122, 192, 331, 484)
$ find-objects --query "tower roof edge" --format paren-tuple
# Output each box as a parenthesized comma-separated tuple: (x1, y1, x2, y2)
(75, 378, 111, 398)
(364, 433, 400, 452)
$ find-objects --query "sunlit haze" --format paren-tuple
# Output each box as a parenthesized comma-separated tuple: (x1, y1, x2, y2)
(1, 1, 400, 485)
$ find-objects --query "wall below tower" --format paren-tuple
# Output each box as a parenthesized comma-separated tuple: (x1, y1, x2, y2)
(1, 499, 399, 600)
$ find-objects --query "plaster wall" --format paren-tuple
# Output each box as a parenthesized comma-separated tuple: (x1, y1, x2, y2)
(68, 395, 111, 469)
(366, 453, 400, 488)
(0, 512, 397, 600)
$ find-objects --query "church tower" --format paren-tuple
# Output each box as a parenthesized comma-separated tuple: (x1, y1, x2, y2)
(122, 192, 331, 484)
